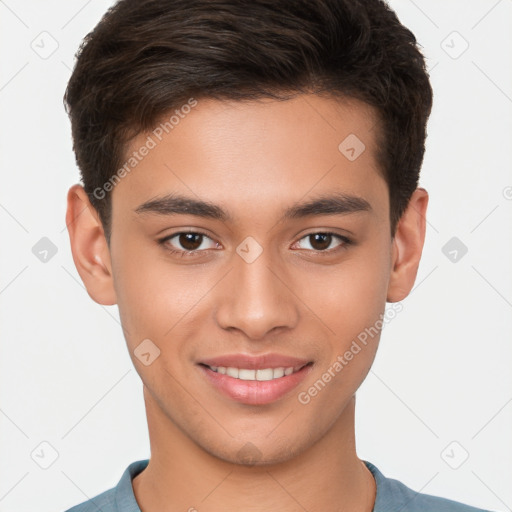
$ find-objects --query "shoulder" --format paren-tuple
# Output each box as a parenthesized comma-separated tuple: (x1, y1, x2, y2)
(64, 487, 116, 512)
(63, 459, 150, 512)
(365, 461, 495, 512)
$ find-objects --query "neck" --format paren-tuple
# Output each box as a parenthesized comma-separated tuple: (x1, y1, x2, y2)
(133, 388, 375, 512)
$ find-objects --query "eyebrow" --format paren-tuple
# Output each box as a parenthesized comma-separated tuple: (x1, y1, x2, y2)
(134, 192, 372, 221)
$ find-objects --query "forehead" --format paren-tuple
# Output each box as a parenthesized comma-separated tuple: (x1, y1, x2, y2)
(111, 93, 388, 223)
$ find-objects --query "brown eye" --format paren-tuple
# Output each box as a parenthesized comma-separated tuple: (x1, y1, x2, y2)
(294, 232, 351, 252)
(161, 231, 217, 254)
(178, 233, 203, 250)
(309, 233, 332, 251)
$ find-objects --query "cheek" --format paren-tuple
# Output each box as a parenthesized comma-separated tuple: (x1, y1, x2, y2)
(111, 240, 215, 351)
(294, 257, 388, 417)
(299, 246, 391, 342)
(294, 242, 391, 403)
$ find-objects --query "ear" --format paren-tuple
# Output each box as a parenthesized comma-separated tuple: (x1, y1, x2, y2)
(65, 184, 117, 305)
(387, 187, 429, 302)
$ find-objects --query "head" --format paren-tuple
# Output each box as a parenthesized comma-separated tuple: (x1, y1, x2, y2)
(65, 0, 432, 466)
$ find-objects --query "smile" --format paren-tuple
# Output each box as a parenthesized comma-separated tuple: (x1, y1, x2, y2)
(204, 364, 305, 381)
(198, 357, 314, 405)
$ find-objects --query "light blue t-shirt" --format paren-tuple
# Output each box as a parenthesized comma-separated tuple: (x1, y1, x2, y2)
(64, 459, 494, 512)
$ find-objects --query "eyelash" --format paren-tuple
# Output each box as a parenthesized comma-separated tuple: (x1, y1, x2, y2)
(158, 230, 353, 258)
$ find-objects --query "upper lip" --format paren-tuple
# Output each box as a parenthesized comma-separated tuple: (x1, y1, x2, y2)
(199, 353, 311, 370)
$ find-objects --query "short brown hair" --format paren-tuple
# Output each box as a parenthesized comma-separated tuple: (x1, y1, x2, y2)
(64, 0, 433, 244)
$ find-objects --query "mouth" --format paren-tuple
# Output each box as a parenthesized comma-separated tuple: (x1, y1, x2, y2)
(197, 355, 313, 405)
(199, 363, 309, 381)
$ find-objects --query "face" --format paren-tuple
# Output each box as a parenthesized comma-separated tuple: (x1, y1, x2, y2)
(74, 93, 418, 466)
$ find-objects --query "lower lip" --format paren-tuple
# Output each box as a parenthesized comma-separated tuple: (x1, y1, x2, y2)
(198, 364, 313, 405)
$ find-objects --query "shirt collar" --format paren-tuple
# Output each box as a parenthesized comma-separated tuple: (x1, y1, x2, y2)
(114, 458, 394, 512)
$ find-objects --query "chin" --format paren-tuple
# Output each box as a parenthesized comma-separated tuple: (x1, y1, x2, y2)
(202, 434, 309, 468)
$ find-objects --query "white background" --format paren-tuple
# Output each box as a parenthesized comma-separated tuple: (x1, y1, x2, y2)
(0, 1, 511, 511)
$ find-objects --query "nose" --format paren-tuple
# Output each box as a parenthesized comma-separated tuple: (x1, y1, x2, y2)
(214, 247, 299, 340)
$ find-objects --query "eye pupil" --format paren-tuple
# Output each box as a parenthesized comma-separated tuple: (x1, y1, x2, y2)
(179, 233, 202, 250)
(310, 233, 331, 251)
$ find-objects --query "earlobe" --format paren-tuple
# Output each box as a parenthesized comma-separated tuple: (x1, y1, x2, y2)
(65, 184, 117, 305)
(386, 187, 429, 303)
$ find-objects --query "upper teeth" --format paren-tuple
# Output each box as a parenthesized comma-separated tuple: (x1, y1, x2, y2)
(209, 366, 296, 381)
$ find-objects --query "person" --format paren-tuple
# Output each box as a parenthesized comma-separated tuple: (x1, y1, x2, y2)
(62, 0, 494, 510)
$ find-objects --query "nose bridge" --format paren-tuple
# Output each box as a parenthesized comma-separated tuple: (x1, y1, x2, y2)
(215, 245, 299, 339)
